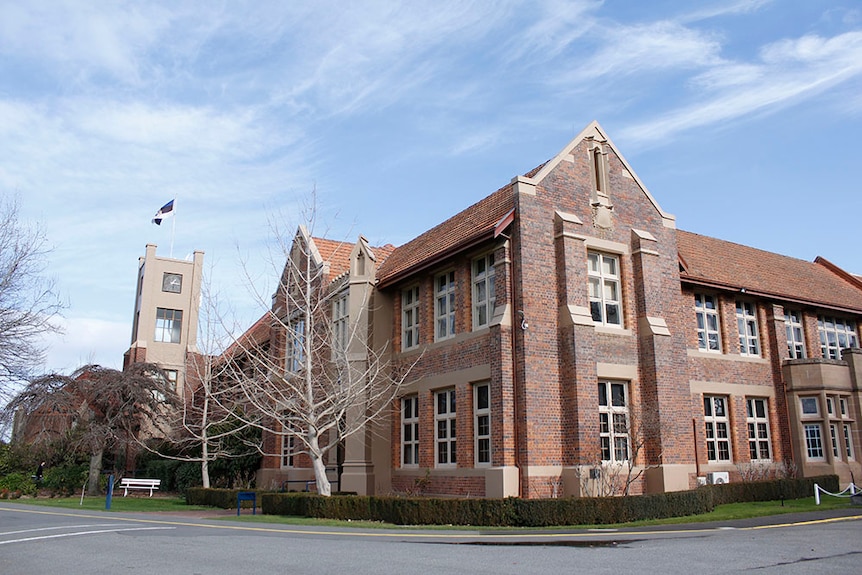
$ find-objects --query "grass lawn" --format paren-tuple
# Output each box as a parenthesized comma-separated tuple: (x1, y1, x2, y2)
(5, 494, 857, 530)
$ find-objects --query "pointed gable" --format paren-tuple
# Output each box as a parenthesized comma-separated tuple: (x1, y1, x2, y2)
(677, 230, 862, 313)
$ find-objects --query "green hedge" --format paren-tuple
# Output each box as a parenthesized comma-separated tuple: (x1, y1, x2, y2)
(186, 487, 262, 509)
(255, 475, 837, 527)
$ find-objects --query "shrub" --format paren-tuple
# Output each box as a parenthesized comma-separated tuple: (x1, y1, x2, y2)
(256, 474, 836, 527)
(42, 463, 88, 497)
(0, 472, 37, 497)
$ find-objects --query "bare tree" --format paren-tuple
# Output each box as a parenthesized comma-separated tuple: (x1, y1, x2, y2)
(577, 405, 665, 497)
(2, 363, 177, 494)
(0, 196, 64, 402)
(140, 282, 263, 489)
(229, 200, 412, 496)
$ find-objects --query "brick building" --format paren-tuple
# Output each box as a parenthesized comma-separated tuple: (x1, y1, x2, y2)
(255, 121, 862, 498)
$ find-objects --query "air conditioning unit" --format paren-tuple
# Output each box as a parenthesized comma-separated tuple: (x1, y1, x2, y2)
(707, 472, 729, 485)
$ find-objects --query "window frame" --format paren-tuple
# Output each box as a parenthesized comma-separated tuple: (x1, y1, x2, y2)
(818, 315, 859, 360)
(694, 294, 721, 352)
(746, 397, 772, 462)
(286, 317, 306, 373)
(154, 307, 183, 344)
(474, 383, 491, 466)
(804, 423, 825, 461)
(704, 395, 732, 463)
(281, 434, 295, 468)
(332, 291, 349, 355)
(401, 286, 420, 350)
(784, 310, 806, 359)
(587, 251, 623, 328)
(435, 389, 457, 467)
(435, 271, 456, 341)
(401, 396, 419, 467)
(735, 300, 760, 356)
(472, 253, 496, 330)
(599, 381, 630, 464)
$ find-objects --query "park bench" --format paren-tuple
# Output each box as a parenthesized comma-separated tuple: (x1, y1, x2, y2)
(118, 478, 161, 497)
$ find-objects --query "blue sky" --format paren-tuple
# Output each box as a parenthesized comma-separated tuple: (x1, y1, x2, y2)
(2, 0, 861, 374)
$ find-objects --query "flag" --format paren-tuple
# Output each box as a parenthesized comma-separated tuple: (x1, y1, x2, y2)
(152, 200, 175, 225)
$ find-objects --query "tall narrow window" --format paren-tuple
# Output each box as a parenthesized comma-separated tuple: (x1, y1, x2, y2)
(332, 292, 348, 354)
(281, 435, 295, 468)
(704, 396, 732, 462)
(818, 316, 858, 359)
(746, 398, 771, 461)
(435, 272, 456, 341)
(402, 286, 420, 350)
(736, 301, 760, 356)
(599, 381, 630, 463)
(695, 294, 721, 352)
(402, 396, 419, 467)
(472, 254, 495, 329)
(435, 389, 456, 466)
(843, 423, 855, 460)
(474, 383, 491, 466)
(785, 310, 806, 358)
(155, 308, 183, 343)
(286, 318, 306, 373)
(588, 252, 622, 327)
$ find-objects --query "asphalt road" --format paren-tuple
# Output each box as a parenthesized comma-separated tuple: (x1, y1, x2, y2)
(1, 502, 860, 574)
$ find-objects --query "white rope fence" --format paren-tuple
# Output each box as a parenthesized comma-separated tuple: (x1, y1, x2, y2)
(814, 482, 859, 505)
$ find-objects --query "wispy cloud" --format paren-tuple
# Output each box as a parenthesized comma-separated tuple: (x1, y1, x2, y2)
(621, 31, 862, 143)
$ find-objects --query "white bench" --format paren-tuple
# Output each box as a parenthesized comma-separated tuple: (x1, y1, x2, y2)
(118, 478, 161, 497)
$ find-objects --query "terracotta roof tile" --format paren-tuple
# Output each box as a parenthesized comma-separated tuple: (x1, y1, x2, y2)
(677, 230, 862, 312)
(376, 185, 515, 286)
(312, 237, 353, 278)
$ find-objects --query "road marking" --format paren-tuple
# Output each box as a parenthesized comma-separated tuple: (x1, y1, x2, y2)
(2, 505, 860, 541)
(0, 524, 123, 537)
(0, 526, 175, 545)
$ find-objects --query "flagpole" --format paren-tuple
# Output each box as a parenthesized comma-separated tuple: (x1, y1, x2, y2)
(170, 199, 176, 258)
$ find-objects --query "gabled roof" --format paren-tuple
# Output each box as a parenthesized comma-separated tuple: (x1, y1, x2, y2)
(376, 185, 515, 287)
(677, 230, 862, 313)
(312, 237, 354, 278)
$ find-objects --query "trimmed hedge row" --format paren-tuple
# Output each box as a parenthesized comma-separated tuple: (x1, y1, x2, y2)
(187, 487, 260, 509)
(256, 475, 838, 527)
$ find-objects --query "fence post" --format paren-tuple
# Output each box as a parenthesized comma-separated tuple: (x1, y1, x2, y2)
(814, 483, 820, 505)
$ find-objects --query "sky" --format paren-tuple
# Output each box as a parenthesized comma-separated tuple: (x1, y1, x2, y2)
(1, 0, 861, 375)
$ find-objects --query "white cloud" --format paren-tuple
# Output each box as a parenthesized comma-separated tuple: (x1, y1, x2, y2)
(621, 32, 862, 144)
(41, 316, 130, 374)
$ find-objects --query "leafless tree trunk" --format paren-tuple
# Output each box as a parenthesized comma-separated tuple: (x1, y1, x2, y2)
(227, 196, 414, 496)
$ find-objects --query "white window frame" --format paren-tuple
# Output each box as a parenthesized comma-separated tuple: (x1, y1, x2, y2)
(588, 251, 622, 327)
(155, 308, 183, 343)
(286, 318, 306, 373)
(704, 395, 732, 463)
(736, 301, 760, 356)
(402, 286, 420, 350)
(332, 291, 349, 355)
(281, 434, 295, 468)
(599, 381, 630, 463)
(804, 423, 825, 461)
(695, 294, 721, 352)
(843, 423, 855, 460)
(830, 424, 841, 458)
(818, 315, 859, 360)
(785, 310, 806, 359)
(401, 396, 419, 467)
(800, 396, 819, 417)
(435, 271, 456, 341)
(746, 398, 772, 462)
(472, 254, 495, 330)
(474, 383, 491, 466)
(435, 389, 457, 467)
